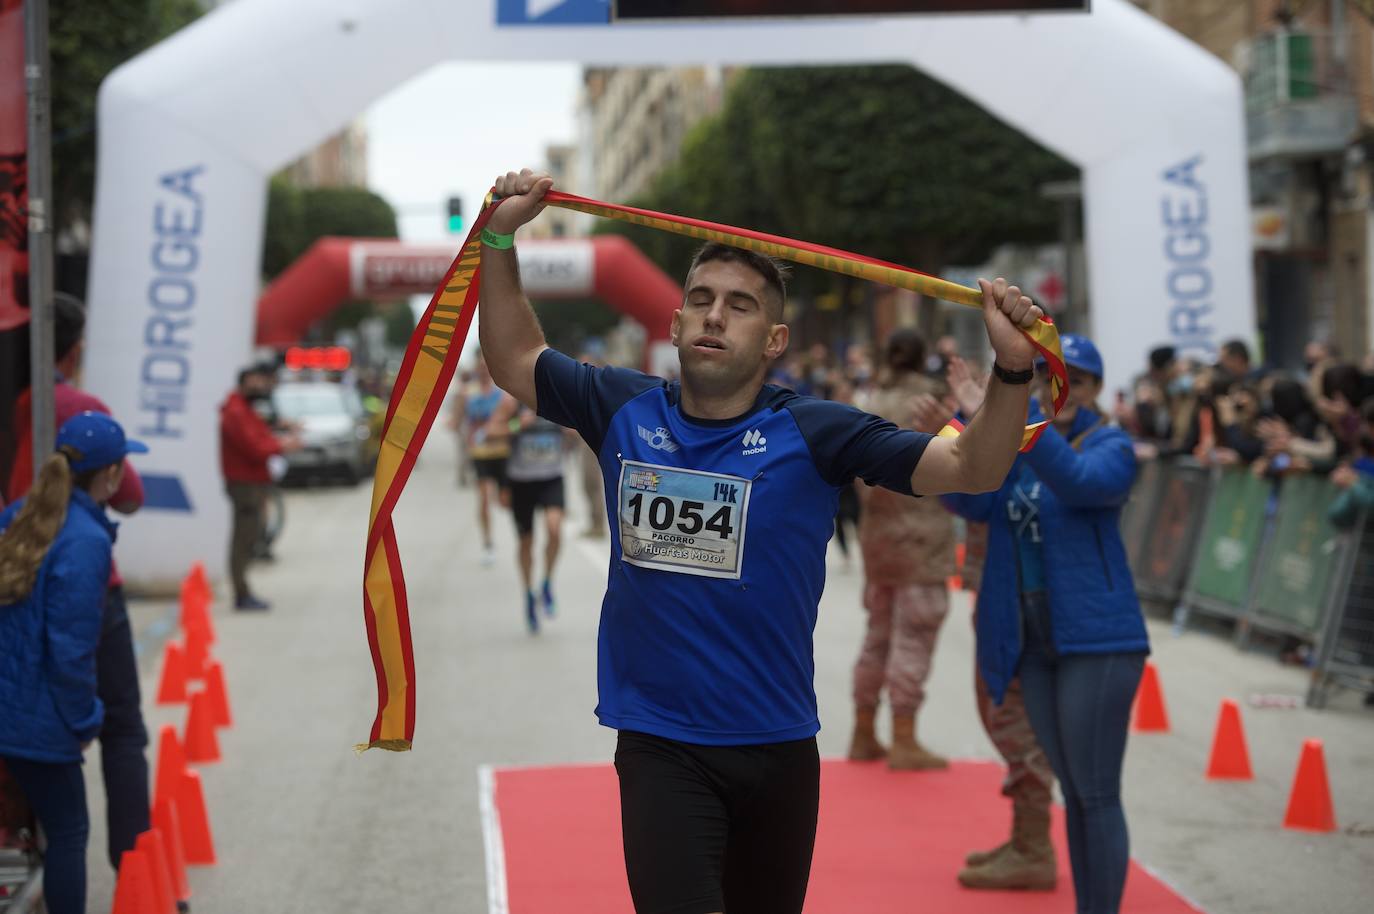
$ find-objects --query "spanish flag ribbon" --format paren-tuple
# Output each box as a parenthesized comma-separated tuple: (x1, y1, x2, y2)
(358, 190, 1067, 751)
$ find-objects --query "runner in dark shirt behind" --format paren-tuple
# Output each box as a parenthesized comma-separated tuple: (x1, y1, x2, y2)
(488, 396, 566, 633)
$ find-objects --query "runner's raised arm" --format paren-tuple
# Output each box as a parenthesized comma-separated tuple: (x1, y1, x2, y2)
(478, 168, 555, 408)
(909, 278, 1041, 496)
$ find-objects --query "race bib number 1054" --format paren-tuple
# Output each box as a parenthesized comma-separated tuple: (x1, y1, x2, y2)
(617, 459, 752, 579)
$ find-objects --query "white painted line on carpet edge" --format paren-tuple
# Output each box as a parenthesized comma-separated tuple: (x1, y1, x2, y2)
(478, 765, 509, 914)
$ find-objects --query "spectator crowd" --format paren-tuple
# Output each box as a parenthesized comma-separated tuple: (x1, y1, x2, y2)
(765, 332, 1374, 529)
(1115, 339, 1374, 492)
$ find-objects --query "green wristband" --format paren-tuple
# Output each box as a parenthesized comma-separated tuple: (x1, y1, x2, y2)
(480, 228, 515, 250)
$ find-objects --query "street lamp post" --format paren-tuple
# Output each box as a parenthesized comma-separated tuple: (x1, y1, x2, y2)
(25, 0, 55, 481)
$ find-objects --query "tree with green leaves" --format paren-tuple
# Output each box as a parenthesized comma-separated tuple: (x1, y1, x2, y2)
(261, 181, 400, 341)
(261, 181, 398, 279)
(532, 296, 622, 353)
(598, 65, 1075, 300)
(50, 0, 203, 233)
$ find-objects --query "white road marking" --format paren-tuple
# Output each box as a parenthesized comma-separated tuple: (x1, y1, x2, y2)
(478, 765, 509, 914)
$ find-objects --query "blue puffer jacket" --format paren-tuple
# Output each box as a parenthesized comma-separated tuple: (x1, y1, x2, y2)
(0, 489, 115, 763)
(942, 407, 1150, 704)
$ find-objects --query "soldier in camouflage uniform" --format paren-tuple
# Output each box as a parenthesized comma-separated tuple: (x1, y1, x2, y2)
(944, 355, 1056, 890)
(961, 617, 1057, 888)
(848, 329, 954, 770)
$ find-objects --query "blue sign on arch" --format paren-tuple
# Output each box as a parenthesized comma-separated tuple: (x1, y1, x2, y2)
(496, 0, 611, 25)
(141, 473, 194, 512)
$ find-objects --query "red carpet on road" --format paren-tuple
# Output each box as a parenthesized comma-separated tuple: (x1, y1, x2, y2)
(489, 759, 1201, 913)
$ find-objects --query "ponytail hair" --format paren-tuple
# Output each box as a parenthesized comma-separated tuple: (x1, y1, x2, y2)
(0, 446, 79, 603)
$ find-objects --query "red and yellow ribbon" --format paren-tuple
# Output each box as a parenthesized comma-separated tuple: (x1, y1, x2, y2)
(359, 190, 1067, 751)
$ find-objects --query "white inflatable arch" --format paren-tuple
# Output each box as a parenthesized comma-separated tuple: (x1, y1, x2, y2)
(84, 0, 1251, 588)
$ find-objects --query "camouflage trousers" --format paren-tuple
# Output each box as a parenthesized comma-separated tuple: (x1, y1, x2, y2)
(974, 657, 1055, 811)
(853, 582, 950, 716)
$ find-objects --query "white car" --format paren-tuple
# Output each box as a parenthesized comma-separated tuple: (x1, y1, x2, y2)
(272, 381, 374, 484)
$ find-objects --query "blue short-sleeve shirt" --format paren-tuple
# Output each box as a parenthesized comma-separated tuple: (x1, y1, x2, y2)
(535, 349, 932, 745)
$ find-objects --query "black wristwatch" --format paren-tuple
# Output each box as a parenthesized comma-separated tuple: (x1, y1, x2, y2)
(992, 362, 1034, 385)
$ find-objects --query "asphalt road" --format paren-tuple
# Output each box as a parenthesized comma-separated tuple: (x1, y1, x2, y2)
(81, 429, 1373, 913)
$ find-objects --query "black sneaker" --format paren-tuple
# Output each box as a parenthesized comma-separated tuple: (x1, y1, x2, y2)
(235, 595, 271, 611)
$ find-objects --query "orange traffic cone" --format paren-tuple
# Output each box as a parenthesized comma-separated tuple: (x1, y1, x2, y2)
(177, 768, 217, 865)
(180, 584, 215, 646)
(948, 542, 966, 591)
(155, 642, 189, 705)
(184, 625, 210, 682)
(183, 690, 221, 764)
(112, 846, 158, 914)
(1283, 738, 1337, 833)
(1131, 661, 1170, 733)
(154, 725, 187, 810)
(152, 798, 192, 902)
(188, 561, 212, 605)
(134, 830, 175, 914)
(205, 660, 232, 729)
(1206, 699, 1253, 780)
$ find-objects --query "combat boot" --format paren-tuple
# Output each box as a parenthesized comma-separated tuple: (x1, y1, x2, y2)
(963, 839, 1011, 868)
(958, 802, 1056, 890)
(847, 706, 887, 761)
(887, 715, 948, 770)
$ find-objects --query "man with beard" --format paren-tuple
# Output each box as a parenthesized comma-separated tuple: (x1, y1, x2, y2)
(478, 168, 1044, 914)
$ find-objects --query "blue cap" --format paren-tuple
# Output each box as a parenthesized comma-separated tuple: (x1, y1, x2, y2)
(1037, 333, 1103, 378)
(55, 412, 148, 474)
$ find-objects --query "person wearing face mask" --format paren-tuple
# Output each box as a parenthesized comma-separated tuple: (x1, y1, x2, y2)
(220, 364, 301, 610)
(5, 294, 156, 874)
(942, 334, 1149, 914)
(0, 412, 148, 914)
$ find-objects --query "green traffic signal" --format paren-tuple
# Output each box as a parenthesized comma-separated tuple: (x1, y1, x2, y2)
(447, 196, 463, 233)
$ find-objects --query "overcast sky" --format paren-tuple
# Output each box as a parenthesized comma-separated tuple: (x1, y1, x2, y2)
(366, 61, 582, 246)
(365, 61, 583, 356)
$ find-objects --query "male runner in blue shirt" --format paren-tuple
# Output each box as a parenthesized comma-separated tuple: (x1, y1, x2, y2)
(479, 168, 1043, 914)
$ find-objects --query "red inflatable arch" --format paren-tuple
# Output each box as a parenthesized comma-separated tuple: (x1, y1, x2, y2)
(256, 234, 682, 348)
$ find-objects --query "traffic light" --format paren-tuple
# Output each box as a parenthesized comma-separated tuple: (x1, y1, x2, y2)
(447, 196, 463, 233)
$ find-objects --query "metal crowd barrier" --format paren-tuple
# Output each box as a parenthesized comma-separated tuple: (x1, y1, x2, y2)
(1123, 457, 1372, 707)
(1128, 458, 1211, 607)
(1244, 474, 1351, 645)
(1308, 511, 1374, 708)
(1179, 467, 1270, 638)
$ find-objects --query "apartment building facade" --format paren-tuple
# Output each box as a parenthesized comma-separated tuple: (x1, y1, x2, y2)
(1134, 0, 1374, 366)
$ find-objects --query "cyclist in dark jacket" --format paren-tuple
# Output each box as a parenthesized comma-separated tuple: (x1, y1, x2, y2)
(0, 412, 147, 914)
(943, 335, 1148, 914)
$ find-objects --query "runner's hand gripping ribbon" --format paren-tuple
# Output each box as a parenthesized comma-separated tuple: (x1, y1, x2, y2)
(358, 190, 1067, 751)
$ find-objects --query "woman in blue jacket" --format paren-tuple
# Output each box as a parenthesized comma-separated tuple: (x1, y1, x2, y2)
(0, 412, 147, 914)
(943, 336, 1149, 914)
